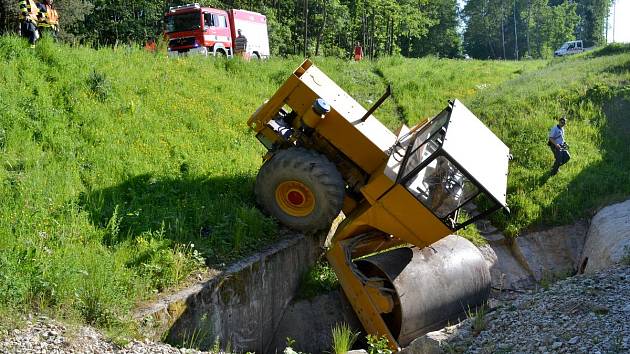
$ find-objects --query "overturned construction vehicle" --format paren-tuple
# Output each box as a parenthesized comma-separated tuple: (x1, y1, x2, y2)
(247, 60, 510, 350)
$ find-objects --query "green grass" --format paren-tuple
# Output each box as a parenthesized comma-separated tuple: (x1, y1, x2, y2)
(1, 34, 629, 335)
(374, 56, 545, 128)
(372, 46, 630, 237)
(0, 37, 404, 334)
(331, 323, 359, 354)
(465, 46, 630, 236)
(296, 261, 339, 300)
(0, 36, 291, 332)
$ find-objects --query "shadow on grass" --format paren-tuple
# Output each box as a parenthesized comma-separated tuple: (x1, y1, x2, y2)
(589, 43, 630, 58)
(79, 173, 276, 264)
(603, 59, 630, 75)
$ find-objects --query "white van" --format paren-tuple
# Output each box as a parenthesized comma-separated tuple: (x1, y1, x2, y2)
(554, 40, 584, 57)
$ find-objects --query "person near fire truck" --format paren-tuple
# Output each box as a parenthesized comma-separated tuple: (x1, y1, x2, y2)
(353, 42, 363, 61)
(234, 29, 248, 57)
(144, 37, 157, 52)
(18, 0, 40, 47)
(36, 0, 59, 38)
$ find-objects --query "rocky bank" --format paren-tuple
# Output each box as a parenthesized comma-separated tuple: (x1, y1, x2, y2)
(405, 265, 629, 354)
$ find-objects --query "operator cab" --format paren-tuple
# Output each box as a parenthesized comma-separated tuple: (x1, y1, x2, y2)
(391, 100, 510, 231)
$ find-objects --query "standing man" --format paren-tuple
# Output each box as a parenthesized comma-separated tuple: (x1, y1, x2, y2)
(353, 42, 363, 61)
(234, 29, 248, 57)
(548, 116, 570, 175)
(18, 0, 40, 47)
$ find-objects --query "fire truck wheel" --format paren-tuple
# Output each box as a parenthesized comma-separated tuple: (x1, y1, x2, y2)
(255, 148, 345, 232)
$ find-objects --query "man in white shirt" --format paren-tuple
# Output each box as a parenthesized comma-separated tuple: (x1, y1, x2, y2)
(548, 116, 570, 175)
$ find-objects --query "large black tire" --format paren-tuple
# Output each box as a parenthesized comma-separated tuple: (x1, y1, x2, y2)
(255, 148, 345, 232)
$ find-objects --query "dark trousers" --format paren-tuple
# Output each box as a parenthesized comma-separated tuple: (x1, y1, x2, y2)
(549, 145, 570, 173)
(20, 21, 38, 45)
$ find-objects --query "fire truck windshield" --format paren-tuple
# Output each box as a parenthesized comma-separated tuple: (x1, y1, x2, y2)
(166, 12, 201, 33)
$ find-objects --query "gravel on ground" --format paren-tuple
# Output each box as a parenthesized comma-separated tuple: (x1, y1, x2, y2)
(0, 316, 212, 354)
(444, 265, 629, 353)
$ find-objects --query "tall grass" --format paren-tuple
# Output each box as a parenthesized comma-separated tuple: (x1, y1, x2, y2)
(0, 36, 291, 332)
(1, 34, 529, 332)
(330, 323, 359, 354)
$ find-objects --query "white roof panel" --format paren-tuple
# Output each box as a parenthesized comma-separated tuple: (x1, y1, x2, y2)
(441, 100, 510, 207)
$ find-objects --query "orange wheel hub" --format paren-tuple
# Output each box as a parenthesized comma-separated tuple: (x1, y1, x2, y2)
(275, 181, 315, 217)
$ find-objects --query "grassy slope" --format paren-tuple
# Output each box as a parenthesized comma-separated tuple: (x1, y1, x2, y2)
(0, 37, 294, 331)
(0, 38, 440, 333)
(375, 48, 630, 236)
(375, 56, 545, 128)
(468, 47, 630, 236)
(1, 34, 627, 335)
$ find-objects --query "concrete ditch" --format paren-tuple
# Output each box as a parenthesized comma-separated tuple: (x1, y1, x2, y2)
(134, 230, 328, 353)
(134, 198, 630, 353)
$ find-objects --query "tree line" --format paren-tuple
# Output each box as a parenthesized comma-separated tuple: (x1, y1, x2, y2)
(0, 0, 613, 59)
(463, 0, 611, 59)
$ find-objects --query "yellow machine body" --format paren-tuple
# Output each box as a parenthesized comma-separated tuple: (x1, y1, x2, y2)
(248, 60, 394, 168)
(248, 60, 510, 350)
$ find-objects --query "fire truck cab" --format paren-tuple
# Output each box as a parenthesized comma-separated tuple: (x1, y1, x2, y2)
(165, 3, 269, 59)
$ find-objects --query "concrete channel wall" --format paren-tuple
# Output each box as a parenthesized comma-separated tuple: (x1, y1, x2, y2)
(134, 231, 328, 353)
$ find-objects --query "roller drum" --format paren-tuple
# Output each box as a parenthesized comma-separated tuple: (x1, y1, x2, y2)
(355, 235, 490, 346)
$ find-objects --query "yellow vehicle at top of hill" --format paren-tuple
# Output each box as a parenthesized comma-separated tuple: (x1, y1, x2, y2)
(247, 59, 511, 350)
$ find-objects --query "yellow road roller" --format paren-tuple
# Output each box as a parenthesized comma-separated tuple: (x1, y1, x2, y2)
(247, 60, 510, 350)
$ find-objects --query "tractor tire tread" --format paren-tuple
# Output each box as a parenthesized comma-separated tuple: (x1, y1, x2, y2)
(255, 148, 345, 232)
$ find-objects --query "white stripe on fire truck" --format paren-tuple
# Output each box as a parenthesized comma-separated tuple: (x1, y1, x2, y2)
(203, 35, 230, 42)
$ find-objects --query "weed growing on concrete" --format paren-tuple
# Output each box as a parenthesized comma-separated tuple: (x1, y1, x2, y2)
(297, 261, 339, 299)
(283, 337, 307, 354)
(211, 337, 221, 353)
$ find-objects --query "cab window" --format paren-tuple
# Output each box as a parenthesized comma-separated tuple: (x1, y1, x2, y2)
(404, 156, 478, 218)
(166, 12, 201, 33)
(213, 14, 228, 28)
(397, 109, 449, 181)
(204, 13, 214, 28)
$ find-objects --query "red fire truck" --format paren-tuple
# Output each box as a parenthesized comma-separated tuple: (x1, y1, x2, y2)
(164, 3, 270, 59)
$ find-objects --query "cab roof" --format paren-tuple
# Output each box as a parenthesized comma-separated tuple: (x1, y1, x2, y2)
(441, 100, 510, 208)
